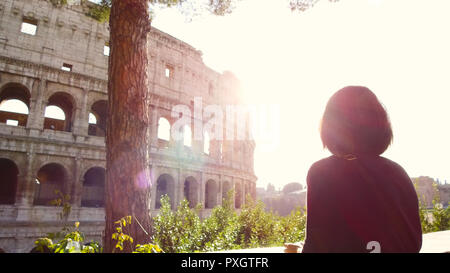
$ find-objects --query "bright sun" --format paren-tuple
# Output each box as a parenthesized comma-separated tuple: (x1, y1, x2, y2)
(151, 0, 450, 190)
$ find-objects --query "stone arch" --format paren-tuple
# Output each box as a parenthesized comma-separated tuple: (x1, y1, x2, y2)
(250, 181, 256, 200)
(183, 176, 199, 208)
(235, 180, 242, 209)
(157, 116, 171, 144)
(205, 179, 219, 209)
(0, 82, 31, 127)
(155, 173, 175, 209)
(222, 180, 233, 203)
(245, 181, 252, 203)
(88, 100, 107, 137)
(44, 92, 76, 132)
(81, 167, 105, 207)
(0, 158, 19, 204)
(33, 163, 69, 206)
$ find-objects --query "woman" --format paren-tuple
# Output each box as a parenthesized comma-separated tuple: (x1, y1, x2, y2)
(302, 86, 422, 253)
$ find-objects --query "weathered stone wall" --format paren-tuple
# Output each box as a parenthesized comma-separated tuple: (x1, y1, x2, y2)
(0, 0, 257, 252)
(412, 176, 442, 208)
(438, 184, 450, 207)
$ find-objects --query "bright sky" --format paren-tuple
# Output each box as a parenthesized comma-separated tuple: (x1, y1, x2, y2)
(4, 0, 448, 190)
(151, 0, 450, 190)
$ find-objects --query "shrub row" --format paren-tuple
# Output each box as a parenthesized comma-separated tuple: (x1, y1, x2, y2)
(33, 192, 306, 253)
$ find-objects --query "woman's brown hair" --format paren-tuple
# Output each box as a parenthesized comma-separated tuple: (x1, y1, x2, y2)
(320, 86, 393, 157)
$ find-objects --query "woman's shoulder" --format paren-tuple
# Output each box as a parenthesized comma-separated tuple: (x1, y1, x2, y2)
(373, 156, 409, 173)
(307, 155, 338, 179)
(308, 155, 335, 170)
(308, 155, 409, 176)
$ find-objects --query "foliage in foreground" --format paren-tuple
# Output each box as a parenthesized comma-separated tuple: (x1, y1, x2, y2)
(32, 193, 306, 253)
(151, 192, 307, 253)
(413, 181, 450, 233)
(32, 183, 450, 253)
(32, 222, 103, 253)
(418, 199, 450, 233)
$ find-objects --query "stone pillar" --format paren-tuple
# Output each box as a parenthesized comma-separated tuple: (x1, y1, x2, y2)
(179, 174, 185, 205)
(16, 149, 36, 221)
(71, 157, 83, 207)
(241, 180, 246, 205)
(233, 179, 242, 209)
(15, 167, 33, 208)
(217, 176, 223, 206)
(150, 106, 158, 149)
(174, 168, 181, 208)
(199, 172, 205, 208)
(72, 89, 88, 136)
(26, 78, 46, 130)
(231, 181, 236, 208)
(17, 148, 35, 207)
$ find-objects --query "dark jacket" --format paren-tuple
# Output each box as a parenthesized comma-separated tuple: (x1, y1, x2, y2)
(302, 155, 422, 253)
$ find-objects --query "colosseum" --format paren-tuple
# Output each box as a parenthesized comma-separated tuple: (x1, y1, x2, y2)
(0, 0, 257, 252)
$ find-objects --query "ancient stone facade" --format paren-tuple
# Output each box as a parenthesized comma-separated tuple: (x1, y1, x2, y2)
(412, 176, 450, 208)
(0, 0, 256, 252)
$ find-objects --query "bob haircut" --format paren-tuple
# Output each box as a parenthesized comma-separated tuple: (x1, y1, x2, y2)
(320, 86, 393, 157)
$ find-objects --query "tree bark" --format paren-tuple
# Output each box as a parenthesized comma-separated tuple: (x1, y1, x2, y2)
(104, 0, 152, 253)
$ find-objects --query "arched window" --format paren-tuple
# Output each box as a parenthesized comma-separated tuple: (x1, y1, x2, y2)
(203, 131, 210, 155)
(0, 158, 19, 204)
(0, 83, 31, 127)
(88, 113, 97, 124)
(88, 100, 107, 137)
(155, 174, 175, 209)
(81, 167, 105, 208)
(34, 163, 68, 206)
(0, 99, 29, 114)
(184, 176, 199, 208)
(157, 117, 170, 141)
(222, 181, 232, 203)
(183, 125, 192, 147)
(205, 179, 218, 209)
(44, 92, 75, 132)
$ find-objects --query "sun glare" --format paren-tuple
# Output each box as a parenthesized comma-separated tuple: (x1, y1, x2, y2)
(154, 0, 450, 189)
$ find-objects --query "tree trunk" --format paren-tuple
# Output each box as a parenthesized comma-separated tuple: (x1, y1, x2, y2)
(104, 0, 152, 253)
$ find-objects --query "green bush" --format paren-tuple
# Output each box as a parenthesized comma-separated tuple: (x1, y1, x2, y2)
(235, 196, 281, 248)
(414, 181, 450, 233)
(200, 191, 240, 252)
(278, 207, 307, 244)
(32, 185, 450, 253)
(32, 193, 309, 253)
(33, 222, 103, 253)
(152, 195, 203, 253)
(420, 200, 450, 233)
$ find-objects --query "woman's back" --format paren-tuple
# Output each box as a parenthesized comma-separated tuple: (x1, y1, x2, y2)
(302, 155, 422, 253)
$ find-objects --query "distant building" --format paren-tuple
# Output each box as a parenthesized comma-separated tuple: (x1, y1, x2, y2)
(411, 176, 449, 208)
(437, 184, 450, 208)
(257, 176, 450, 216)
(257, 183, 306, 216)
